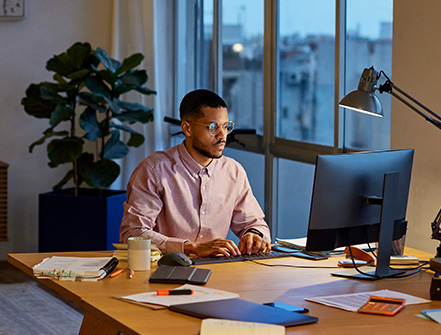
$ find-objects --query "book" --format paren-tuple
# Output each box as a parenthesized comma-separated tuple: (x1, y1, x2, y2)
(33, 256, 114, 280)
(390, 255, 419, 265)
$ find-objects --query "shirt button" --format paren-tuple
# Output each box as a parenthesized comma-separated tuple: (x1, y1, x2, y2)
(200, 234, 204, 238)
(201, 211, 205, 215)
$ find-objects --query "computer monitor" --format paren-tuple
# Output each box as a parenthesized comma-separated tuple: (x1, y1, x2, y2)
(305, 149, 414, 280)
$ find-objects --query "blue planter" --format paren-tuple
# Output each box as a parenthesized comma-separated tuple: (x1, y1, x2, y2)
(38, 188, 127, 252)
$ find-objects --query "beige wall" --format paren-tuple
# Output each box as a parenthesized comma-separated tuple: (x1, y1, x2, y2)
(392, 1, 441, 254)
(0, 0, 113, 259)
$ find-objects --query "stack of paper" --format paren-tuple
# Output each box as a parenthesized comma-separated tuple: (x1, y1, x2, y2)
(33, 256, 113, 280)
(275, 237, 307, 250)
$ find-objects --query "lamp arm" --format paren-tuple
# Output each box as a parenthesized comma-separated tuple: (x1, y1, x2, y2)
(380, 81, 441, 130)
(390, 82, 441, 122)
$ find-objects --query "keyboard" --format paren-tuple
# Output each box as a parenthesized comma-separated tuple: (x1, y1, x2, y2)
(190, 251, 296, 265)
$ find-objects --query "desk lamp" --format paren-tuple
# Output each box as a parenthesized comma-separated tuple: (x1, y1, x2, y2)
(339, 66, 441, 297)
(339, 66, 441, 129)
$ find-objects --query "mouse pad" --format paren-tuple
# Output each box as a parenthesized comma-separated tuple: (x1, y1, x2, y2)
(170, 298, 318, 327)
(149, 265, 211, 285)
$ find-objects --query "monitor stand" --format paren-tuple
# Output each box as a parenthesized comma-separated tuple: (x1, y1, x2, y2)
(331, 172, 406, 281)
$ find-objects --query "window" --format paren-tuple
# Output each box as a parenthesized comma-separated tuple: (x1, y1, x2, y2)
(174, 0, 393, 241)
(278, 0, 335, 145)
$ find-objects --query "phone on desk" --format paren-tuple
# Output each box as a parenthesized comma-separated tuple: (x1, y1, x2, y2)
(264, 302, 309, 313)
(271, 245, 328, 260)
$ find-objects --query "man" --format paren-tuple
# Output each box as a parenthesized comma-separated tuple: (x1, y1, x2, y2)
(120, 89, 271, 257)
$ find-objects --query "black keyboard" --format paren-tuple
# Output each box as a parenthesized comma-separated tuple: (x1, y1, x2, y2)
(190, 251, 296, 265)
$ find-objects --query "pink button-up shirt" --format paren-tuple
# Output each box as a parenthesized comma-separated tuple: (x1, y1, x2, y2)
(120, 141, 271, 253)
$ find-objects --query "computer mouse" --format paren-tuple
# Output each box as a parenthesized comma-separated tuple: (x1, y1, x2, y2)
(157, 252, 192, 267)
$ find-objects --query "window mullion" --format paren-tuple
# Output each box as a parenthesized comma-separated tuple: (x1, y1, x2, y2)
(212, 0, 223, 94)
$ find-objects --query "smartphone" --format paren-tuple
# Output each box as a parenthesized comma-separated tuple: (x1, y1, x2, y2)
(264, 302, 309, 313)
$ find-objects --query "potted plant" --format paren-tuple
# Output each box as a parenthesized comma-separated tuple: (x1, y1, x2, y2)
(21, 42, 156, 252)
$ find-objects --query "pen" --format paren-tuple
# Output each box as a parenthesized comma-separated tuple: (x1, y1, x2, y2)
(129, 269, 134, 279)
(98, 257, 119, 279)
(110, 269, 124, 278)
(156, 289, 194, 296)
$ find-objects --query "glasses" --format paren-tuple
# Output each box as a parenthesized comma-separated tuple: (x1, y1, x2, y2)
(188, 121, 235, 136)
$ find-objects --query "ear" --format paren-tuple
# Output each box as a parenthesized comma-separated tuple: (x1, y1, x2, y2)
(181, 121, 192, 137)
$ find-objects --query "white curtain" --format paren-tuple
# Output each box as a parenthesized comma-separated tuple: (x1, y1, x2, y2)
(110, 0, 174, 190)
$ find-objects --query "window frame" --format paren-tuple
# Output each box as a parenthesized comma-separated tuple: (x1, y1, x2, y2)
(177, 0, 389, 239)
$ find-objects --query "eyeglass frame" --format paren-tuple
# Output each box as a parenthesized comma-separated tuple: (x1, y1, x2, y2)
(186, 120, 235, 136)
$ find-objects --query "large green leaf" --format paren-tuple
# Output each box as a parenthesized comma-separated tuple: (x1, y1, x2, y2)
(114, 110, 154, 124)
(95, 48, 121, 74)
(77, 154, 120, 188)
(47, 137, 84, 167)
(93, 67, 118, 86)
(29, 128, 69, 153)
(111, 122, 145, 147)
(127, 132, 145, 147)
(46, 42, 92, 77)
(49, 104, 74, 128)
(67, 42, 92, 69)
(102, 130, 129, 159)
(117, 100, 152, 112)
(66, 69, 91, 80)
(120, 70, 147, 86)
(77, 92, 106, 113)
(80, 107, 103, 141)
(115, 53, 144, 75)
(86, 76, 111, 98)
(103, 96, 120, 114)
(21, 84, 56, 118)
(134, 86, 157, 95)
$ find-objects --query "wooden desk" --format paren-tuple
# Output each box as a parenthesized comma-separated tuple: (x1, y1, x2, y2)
(8, 249, 441, 334)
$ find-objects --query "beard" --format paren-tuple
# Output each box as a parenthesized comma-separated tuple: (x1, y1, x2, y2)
(192, 138, 226, 159)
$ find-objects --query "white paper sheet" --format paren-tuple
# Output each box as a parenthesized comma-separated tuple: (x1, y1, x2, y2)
(117, 284, 240, 308)
(200, 318, 285, 335)
(305, 289, 430, 312)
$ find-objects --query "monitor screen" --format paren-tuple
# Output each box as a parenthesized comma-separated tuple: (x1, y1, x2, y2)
(304, 149, 414, 279)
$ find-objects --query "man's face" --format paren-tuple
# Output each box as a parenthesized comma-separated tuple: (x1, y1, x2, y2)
(183, 106, 229, 166)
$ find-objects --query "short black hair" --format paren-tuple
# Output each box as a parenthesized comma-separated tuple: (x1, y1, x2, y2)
(179, 89, 227, 120)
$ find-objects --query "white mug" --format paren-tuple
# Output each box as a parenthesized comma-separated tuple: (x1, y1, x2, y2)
(128, 237, 151, 271)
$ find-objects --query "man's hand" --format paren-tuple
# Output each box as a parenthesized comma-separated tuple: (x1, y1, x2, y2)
(238, 233, 271, 255)
(184, 238, 241, 257)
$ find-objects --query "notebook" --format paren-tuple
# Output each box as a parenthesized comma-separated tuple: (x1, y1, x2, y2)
(149, 265, 211, 285)
(169, 298, 318, 327)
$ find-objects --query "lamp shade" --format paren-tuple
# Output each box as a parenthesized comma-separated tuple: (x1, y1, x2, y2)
(339, 90, 383, 117)
(339, 67, 383, 117)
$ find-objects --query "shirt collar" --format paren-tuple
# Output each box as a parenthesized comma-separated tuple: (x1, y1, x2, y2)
(178, 141, 218, 178)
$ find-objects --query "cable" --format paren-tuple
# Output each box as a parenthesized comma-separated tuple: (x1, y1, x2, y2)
(245, 259, 339, 269)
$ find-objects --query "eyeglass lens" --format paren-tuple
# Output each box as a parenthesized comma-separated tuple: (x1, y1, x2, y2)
(208, 122, 235, 135)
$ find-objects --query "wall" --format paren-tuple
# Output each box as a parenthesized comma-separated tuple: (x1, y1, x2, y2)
(392, 1, 441, 254)
(0, 0, 113, 259)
